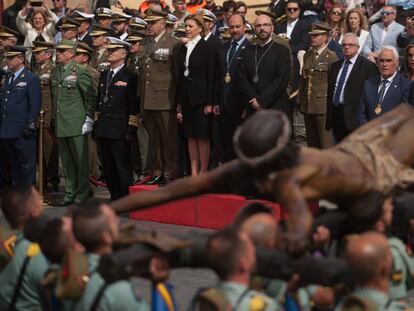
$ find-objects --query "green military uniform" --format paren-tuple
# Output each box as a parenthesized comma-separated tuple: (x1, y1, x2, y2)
(50, 40, 96, 204)
(0, 233, 49, 310)
(298, 23, 338, 149)
(75, 254, 150, 311)
(389, 237, 414, 299)
(213, 281, 279, 311)
(335, 287, 409, 311)
(32, 42, 60, 190)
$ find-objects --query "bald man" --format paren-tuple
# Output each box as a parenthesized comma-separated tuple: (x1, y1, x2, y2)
(337, 232, 408, 311)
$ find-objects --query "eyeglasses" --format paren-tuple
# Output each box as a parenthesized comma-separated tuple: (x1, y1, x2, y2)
(287, 7, 299, 12)
(381, 10, 395, 16)
(342, 43, 358, 47)
(331, 11, 343, 16)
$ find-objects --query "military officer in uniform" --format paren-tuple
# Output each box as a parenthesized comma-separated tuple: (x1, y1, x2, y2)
(59, 17, 81, 42)
(90, 24, 112, 73)
(94, 37, 139, 200)
(298, 23, 338, 149)
(0, 26, 20, 71)
(141, 9, 179, 185)
(74, 42, 102, 184)
(112, 12, 131, 41)
(50, 39, 96, 206)
(129, 16, 148, 33)
(73, 10, 95, 48)
(32, 41, 60, 192)
(126, 30, 146, 177)
(0, 46, 41, 186)
(95, 7, 114, 30)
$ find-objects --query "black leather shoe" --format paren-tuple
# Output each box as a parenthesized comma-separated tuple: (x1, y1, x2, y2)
(145, 176, 162, 185)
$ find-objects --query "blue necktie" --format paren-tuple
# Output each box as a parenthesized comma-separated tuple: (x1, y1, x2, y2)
(228, 41, 238, 61)
(378, 79, 389, 103)
(333, 60, 351, 106)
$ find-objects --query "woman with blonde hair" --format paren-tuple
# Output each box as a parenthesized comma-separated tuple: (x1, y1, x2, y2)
(173, 14, 215, 176)
(16, 3, 58, 60)
(326, 4, 345, 42)
(340, 8, 369, 52)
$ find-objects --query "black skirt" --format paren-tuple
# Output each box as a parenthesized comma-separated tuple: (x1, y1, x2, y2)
(182, 103, 212, 139)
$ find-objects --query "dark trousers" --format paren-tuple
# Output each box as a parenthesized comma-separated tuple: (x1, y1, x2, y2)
(98, 137, 133, 200)
(1, 136, 36, 186)
(332, 105, 351, 143)
(221, 109, 243, 162)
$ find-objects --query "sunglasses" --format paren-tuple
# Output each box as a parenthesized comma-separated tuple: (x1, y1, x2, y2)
(381, 10, 395, 16)
(287, 7, 299, 12)
(331, 11, 343, 16)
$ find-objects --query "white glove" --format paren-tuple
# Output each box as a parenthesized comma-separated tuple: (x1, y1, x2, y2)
(81, 116, 94, 135)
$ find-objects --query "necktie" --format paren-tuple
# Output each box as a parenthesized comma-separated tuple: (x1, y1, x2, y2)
(145, 37, 156, 55)
(107, 70, 114, 86)
(228, 41, 238, 61)
(333, 60, 351, 106)
(378, 79, 389, 103)
(9, 73, 15, 86)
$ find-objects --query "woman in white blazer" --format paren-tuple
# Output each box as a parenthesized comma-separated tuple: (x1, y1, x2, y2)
(340, 8, 369, 53)
(16, 3, 58, 60)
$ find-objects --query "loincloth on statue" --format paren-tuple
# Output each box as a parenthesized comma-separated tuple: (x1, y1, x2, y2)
(334, 126, 414, 194)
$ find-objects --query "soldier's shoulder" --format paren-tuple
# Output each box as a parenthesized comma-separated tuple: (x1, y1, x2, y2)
(326, 48, 339, 59)
(246, 289, 279, 311)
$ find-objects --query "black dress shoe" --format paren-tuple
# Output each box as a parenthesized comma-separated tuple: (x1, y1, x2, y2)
(145, 176, 162, 185)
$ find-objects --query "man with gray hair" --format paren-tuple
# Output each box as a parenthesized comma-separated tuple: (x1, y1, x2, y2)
(359, 45, 412, 124)
(326, 32, 377, 142)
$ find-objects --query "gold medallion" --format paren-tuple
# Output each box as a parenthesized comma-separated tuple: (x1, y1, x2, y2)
(224, 73, 231, 83)
(375, 104, 382, 116)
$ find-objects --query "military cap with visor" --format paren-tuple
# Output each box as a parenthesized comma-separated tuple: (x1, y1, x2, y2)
(0, 26, 22, 39)
(130, 16, 148, 29)
(106, 37, 132, 50)
(90, 24, 112, 36)
(56, 39, 76, 50)
(125, 30, 145, 43)
(32, 41, 55, 53)
(196, 8, 217, 22)
(144, 9, 168, 22)
(95, 7, 113, 18)
(308, 22, 331, 35)
(59, 17, 81, 30)
(112, 12, 132, 22)
(73, 10, 95, 22)
(76, 42, 94, 54)
(4, 46, 27, 57)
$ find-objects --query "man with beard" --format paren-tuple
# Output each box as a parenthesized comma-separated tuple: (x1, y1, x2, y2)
(238, 12, 291, 119)
(112, 12, 131, 41)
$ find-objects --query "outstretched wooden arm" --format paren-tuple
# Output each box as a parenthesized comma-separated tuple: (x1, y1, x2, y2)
(111, 160, 241, 214)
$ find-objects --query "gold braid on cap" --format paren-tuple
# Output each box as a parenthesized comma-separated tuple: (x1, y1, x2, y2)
(233, 111, 291, 168)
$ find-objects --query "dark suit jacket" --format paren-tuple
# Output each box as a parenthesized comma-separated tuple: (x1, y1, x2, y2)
(218, 37, 250, 116)
(238, 41, 291, 117)
(79, 33, 93, 48)
(359, 72, 413, 124)
(207, 34, 222, 105)
(268, 0, 286, 19)
(275, 19, 309, 55)
(326, 55, 378, 131)
(94, 66, 138, 139)
(0, 68, 41, 138)
(173, 39, 215, 107)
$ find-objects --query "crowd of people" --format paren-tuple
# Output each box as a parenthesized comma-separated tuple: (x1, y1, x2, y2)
(0, 0, 413, 203)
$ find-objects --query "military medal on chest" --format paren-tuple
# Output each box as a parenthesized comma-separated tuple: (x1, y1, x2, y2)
(375, 104, 382, 115)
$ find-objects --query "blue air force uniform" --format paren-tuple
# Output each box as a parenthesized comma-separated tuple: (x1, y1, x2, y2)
(0, 46, 41, 185)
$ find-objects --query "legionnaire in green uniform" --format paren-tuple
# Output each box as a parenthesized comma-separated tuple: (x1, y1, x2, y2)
(298, 22, 338, 149)
(90, 24, 111, 73)
(192, 226, 279, 311)
(0, 186, 49, 311)
(74, 42, 101, 183)
(72, 200, 151, 311)
(337, 232, 409, 311)
(59, 17, 80, 42)
(50, 39, 97, 206)
(0, 26, 20, 71)
(32, 41, 60, 192)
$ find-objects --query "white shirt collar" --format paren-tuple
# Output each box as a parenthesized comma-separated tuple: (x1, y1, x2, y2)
(381, 71, 397, 83)
(287, 18, 298, 27)
(109, 63, 124, 76)
(185, 35, 202, 47)
(154, 31, 165, 43)
(346, 53, 359, 65)
(204, 32, 212, 41)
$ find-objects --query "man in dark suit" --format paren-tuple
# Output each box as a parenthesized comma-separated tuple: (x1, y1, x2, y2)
(74, 11, 94, 48)
(275, 0, 309, 100)
(93, 37, 138, 200)
(218, 13, 250, 161)
(326, 33, 378, 142)
(360, 46, 413, 124)
(0, 46, 41, 186)
(238, 12, 291, 118)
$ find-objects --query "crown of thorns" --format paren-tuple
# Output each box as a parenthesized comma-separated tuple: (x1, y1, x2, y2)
(233, 111, 291, 167)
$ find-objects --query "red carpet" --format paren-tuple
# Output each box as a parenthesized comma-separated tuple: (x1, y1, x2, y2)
(129, 185, 317, 230)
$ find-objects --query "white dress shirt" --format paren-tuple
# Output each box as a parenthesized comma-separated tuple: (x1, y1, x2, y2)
(184, 35, 202, 70)
(286, 18, 298, 39)
(379, 71, 397, 99)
